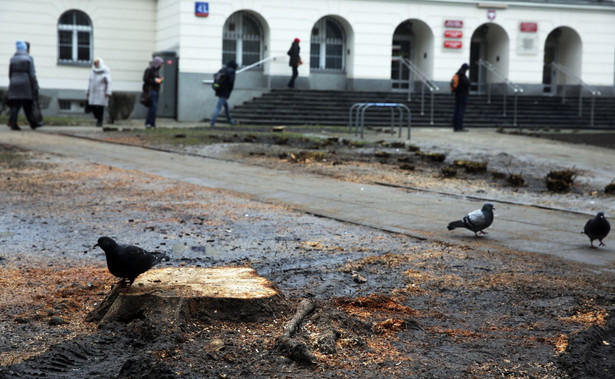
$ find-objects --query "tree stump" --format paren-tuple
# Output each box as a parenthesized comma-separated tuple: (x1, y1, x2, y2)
(88, 267, 288, 328)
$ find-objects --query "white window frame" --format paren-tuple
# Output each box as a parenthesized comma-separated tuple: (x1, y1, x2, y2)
(57, 10, 93, 66)
(222, 12, 263, 68)
(310, 17, 345, 72)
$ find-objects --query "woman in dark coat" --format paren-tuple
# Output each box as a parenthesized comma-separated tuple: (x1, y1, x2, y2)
(452, 63, 470, 132)
(7, 40, 40, 130)
(287, 38, 301, 88)
(142, 56, 164, 128)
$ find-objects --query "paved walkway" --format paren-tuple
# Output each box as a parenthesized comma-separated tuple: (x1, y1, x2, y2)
(2, 126, 614, 267)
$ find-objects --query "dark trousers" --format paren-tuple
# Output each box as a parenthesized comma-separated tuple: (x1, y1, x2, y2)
(91, 105, 105, 126)
(288, 66, 298, 88)
(453, 93, 468, 130)
(8, 99, 35, 129)
(145, 90, 159, 126)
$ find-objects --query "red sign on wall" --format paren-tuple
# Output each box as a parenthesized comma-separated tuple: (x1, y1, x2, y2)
(444, 30, 463, 38)
(444, 40, 462, 49)
(520, 22, 538, 32)
(444, 20, 463, 28)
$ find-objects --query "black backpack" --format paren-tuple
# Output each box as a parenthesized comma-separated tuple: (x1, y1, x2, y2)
(212, 67, 226, 91)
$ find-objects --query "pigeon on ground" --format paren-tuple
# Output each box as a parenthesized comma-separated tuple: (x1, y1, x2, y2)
(94, 236, 167, 286)
(582, 212, 610, 248)
(447, 203, 495, 237)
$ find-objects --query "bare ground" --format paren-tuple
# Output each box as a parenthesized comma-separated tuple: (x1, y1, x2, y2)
(0, 129, 614, 378)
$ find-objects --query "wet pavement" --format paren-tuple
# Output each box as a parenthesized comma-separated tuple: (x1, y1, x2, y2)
(1, 125, 614, 267)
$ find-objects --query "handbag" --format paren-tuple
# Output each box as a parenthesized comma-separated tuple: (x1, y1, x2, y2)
(139, 89, 152, 107)
(29, 93, 44, 127)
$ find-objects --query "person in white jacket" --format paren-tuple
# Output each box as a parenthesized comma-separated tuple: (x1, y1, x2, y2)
(86, 57, 112, 127)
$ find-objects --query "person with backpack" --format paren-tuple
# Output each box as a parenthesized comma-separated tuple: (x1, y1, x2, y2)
(210, 60, 238, 126)
(142, 56, 164, 128)
(451, 63, 470, 132)
(287, 38, 301, 88)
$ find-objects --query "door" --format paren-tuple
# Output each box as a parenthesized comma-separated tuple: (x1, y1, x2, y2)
(469, 41, 481, 93)
(153, 51, 178, 118)
(542, 43, 557, 95)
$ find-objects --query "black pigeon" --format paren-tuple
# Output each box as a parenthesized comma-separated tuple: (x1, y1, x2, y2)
(583, 212, 610, 248)
(94, 236, 166, 286)
(447, 203, 495, 237)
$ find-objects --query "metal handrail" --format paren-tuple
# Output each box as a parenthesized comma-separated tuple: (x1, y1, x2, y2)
(477, 59, 523, 126)
(202, 55, 284, 84)
(549, 61, 601, 126)
(393, 57, 439, 125)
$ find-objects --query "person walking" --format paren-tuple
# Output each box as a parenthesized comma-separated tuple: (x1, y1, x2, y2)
(210, 60, 238, 126)
(142, 56, 164, 128)
(451, 63, 470, 132)
(7, 40, 41, 130)
(86, 57, 112, 127)
(287, 38, 301, 88)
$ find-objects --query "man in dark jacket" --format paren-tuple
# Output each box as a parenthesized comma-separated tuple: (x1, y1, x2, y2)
(287, 38, 301, 88)
(143, 56, 164, 128)
(452, 63, 470, 132)
(7, 40, 40, 130)
(210, 60, 238, 126)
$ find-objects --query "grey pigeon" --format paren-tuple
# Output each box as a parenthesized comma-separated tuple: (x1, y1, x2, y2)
(447, 203, 495, 237)
(94, 236, 166, 286)
(582, 212, 610, 248)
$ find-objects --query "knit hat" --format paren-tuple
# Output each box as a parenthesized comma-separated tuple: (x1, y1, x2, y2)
(294, 38, 300, 43)
(152, 56, 164, 68)
(16, 40, 27, 51)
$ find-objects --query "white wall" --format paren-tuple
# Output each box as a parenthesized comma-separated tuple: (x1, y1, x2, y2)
(0, 0, 157, 92)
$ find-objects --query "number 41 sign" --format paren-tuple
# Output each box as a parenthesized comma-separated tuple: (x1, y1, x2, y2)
(195, 2, 209, 17)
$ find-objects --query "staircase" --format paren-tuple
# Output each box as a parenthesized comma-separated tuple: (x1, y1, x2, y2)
(231, 89, 615, 129)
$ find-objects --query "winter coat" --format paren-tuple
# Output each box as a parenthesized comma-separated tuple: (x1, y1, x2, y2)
(87, 63, 112, 106)
(287, 41, 301, 67)
(454, 67, 470, 96)
(8, 51, 38, 100)
(143, 65, 162, 92)
(215, 64, 236, 99)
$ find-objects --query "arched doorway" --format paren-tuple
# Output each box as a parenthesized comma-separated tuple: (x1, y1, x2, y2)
(469, 23, 509, 93)
(391, 19, 434, 91)
(542, 27, 582, 95)
(222, 11, 266, 67)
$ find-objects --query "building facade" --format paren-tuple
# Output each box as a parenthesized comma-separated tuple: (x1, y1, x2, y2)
(1, 0, 614, 122)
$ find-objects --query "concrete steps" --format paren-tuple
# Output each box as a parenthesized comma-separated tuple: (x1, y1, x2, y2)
(232, 89, 615, 129)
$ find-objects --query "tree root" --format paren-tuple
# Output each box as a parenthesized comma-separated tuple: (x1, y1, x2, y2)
(274, 298, 317, 364)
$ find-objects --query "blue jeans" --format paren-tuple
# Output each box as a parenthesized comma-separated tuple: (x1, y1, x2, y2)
(210, 97, 234, 126)
(145, 90, 159, 126)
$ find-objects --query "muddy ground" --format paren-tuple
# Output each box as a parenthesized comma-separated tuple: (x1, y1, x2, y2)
(0, 127, 614, 378)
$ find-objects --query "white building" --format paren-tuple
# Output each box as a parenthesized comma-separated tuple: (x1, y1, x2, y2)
(1, 0, 614, 122)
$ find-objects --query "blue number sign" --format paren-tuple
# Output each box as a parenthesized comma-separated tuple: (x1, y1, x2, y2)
(195, 2, 209, 17)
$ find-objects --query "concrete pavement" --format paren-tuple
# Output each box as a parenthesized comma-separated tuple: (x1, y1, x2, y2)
(2, 126, 614, 267)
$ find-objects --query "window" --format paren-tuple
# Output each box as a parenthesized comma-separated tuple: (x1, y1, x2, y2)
(311, 18, 345, 71)
(222, 12, 263, 67)
(58, 10, 92, 65)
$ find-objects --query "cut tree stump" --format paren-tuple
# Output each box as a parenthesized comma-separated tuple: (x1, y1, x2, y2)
(88, 267, 288, 327)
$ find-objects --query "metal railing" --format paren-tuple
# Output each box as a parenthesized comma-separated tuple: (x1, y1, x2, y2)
(202, 55, 284, 84)
(549, 61, 601, 126)
(477, 59, 523, 127)
(392, 57, 439, 125)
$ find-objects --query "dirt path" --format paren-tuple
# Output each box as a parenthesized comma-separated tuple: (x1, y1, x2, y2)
(0, 129, 614, 377)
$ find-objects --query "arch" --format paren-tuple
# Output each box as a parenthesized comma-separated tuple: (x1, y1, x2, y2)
(310, 15, 351, 72)
(57, 9, 93, 65)
(469, 23, 509, 93)
(542, 26, 582, 94)
(391, 19, 434, 91)
(222, 11, 269, 68)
